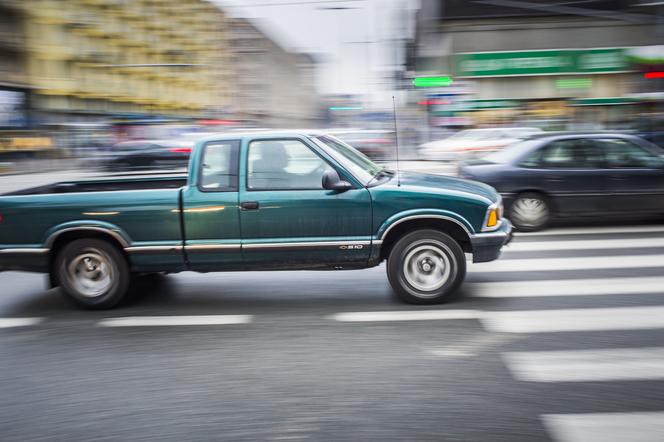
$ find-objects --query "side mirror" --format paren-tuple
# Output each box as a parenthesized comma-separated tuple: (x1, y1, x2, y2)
(322, 169, 352, 191)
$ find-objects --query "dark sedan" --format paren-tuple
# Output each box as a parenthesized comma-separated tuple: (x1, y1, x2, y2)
(458, 132, 664, 231)
(102, 140, 193, 171)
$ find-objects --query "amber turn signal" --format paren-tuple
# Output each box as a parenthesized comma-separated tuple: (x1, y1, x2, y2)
(486, 208, 498, 228)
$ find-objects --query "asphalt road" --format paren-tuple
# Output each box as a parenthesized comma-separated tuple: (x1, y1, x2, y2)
(2, 224, 664, 441)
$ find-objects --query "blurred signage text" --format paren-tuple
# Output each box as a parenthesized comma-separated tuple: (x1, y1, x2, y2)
(455, 48, 630, 77)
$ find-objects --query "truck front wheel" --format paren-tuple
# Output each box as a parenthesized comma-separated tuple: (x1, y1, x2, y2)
(387, 229, 466, 304)
(55, 238, 130, 309)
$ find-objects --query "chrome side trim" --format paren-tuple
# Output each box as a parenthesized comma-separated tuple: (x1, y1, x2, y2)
(45, 226, 130, 248)
(379, 215, 472, 240)
(126, 241, 373, 252)
(0, 248, 49, 254)
(243, 240, 372, 249)
(125, 245, 183, 252)
(186, 244, 241, 251)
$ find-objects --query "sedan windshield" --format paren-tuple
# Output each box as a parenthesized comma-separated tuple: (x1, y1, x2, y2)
(312, 135, 385, 185)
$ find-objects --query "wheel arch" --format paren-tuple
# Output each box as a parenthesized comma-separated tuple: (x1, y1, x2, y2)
(44, 224, 131, 288)
(377, 213, 473, 262)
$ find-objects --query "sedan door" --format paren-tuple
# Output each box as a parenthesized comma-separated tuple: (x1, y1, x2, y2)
(517, 138, 609, 215)
(596, 137, 664, 214)
(238, 137, 373, 269)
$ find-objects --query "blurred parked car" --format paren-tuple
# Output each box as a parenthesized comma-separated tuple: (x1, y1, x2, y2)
(102, 140, 193, 171)
(328, 129, 394, 160)
(458, 132, 664, 231)
(419, 127, 543, 162)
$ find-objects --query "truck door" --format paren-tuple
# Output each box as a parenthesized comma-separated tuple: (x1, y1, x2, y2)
(238, 137, 372, 269)
(182, 139, 243, 271)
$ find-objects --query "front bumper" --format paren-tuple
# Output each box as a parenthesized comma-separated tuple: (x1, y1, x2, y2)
(470, 219, 513, 263)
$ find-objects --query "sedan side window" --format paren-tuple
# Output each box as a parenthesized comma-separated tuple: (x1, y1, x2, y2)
(598, 139, 663, 168)
(247, 139, 333, 190)
(527, 139, 602, 169)
(199, 140, 240, 191)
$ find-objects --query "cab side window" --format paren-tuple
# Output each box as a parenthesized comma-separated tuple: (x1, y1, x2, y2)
(199, 140, 240, 191)
(597, 138, 662, 168)
(247, 139, 333, 190)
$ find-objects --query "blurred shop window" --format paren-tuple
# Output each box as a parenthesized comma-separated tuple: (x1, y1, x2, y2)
(522, 139, 603, 169)
(200, 140, 240, 191)
(599, 139, 663, 169)
(247, 139, 333, 190)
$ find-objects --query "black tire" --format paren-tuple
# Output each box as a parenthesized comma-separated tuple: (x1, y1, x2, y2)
(508, 192, 551, 232)
(387, 229, 466, 305)
(54, 238, 130, 309)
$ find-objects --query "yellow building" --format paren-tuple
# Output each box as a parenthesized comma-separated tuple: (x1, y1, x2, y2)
(21, 0, 230, 121)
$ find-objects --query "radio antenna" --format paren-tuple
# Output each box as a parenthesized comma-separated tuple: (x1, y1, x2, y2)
(392, 95, 401, 187)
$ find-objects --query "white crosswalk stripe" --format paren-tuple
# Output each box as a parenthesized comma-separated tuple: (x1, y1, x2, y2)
(468, 276, 664, 298)
(330, 310, 481, 322)
(0, 318, 42, 328)
(97, 315, 253, 327)
(469, 254, 664, 273)
(504, 237, 664, 252)
(542, 412, 664, 442)
(482, 306, 664, 333)
(516, 224, 664, 236)
(502, 347, 664, 382)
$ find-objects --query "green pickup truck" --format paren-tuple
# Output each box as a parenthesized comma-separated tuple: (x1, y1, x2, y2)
(0, 131, 512, 309)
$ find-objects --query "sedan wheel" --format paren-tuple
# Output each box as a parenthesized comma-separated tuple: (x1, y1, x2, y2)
(509, 193, 550, 231)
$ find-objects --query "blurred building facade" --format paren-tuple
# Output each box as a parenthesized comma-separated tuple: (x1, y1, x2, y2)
(5, 0, 230, 124)
(228, 17, 322, 127)
(410, 0, 661, 129)
(0, 1, 29, 128)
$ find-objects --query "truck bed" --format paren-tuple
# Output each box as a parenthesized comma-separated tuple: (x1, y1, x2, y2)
(3, 174, 188, 196)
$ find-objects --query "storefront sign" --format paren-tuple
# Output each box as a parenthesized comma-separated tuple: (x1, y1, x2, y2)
(455, 48, 629, 78)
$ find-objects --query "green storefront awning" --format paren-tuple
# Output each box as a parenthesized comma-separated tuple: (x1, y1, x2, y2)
(458, 99, 520, 111)
(455, 48, 630, 78)
(569, 97, 639, 106)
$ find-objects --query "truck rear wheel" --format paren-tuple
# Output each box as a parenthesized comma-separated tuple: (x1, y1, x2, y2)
(387, 229, 466, 304)
(55, 238, 130, 309)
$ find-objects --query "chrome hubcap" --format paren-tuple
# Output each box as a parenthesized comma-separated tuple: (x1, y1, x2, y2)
(403, 243, 452, 295)
(66, 249, 114, 298)
(511, 197, 548, 228)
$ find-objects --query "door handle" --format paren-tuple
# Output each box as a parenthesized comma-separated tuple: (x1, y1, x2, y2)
(240, 201, 259, 211)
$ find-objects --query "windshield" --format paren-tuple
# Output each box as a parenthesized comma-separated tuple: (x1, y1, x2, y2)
(311, 135, 384, 185)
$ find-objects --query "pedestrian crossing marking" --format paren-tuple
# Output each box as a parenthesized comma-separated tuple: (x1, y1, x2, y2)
(0, 318, 42, 328)
(505, 237, 664, 252)
(542, 412, 664, 442)
(482, 306, 664, 333)
(470, 254, 664, 273)
(329, 309, 481, 322)
(468, 276, 664, 298)
(97, 315, 253, 327)
(517, 225, 664, 236)
(503, 347, 664, 382)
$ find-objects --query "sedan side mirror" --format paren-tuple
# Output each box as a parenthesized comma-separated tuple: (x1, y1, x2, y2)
(322, 169, 352, 191)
